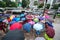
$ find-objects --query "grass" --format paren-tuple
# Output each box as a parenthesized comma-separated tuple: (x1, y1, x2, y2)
(57, 14, 60, 17)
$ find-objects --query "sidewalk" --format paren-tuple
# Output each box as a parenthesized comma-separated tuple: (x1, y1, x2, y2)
(53, 18, 60, 40)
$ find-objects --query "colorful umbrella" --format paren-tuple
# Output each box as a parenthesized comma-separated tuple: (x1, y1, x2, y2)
(23, 23, 31, 32)
(45, 22, 53, 28)
(33, 18, 39, 23)
(39, 16, 45, 20)
(3, 19, 8, 24)
(4, 14, 10, 17)
(21, 18, 26, 21)
(12, 17, 20, 22)
(9, 21, 16, 25)
(0, 14, 2, 16)
(28, 21, 35, 25)
(45, 15, 50, 19)
(10, 15, 15, 20)
(26, 15, 34, 19)
(35, 37, 45, 40)
(33, 23, 44, 31)
(44, 33, 53, 40)
(20, 14, 25, 17)
(10, 22, 22, 30)
(7, 18, 11, 22)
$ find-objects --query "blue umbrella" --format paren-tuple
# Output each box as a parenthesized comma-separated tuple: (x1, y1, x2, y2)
(12, 17, 20, 22)
(21, 18, 26, 21)
(39, 17, 45, 20)
(20, 14, 25, 17)
(45, 22, 53, 28)
(9, 21, 16, 25)
(4, 14, 10, 17)
(23, 23, 31, 32)
(0, 18, 4, 21)
(0, 14, 2, 16)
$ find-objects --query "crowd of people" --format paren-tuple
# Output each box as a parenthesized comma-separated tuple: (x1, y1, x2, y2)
(0, 11, 55, 40)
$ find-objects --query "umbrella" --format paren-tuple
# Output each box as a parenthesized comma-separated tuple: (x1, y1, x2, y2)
(45, 15, 50, 19)
(28, 21, 35, 25)
(10, 22, 22, 30)
(10, 15, 15, 20)
(0, 18, 4, 21)
(9, 21, 16, 25)
(33, 23, 44, 31)
(2, 30, 25, 40)
(39, 16, 45, 20)
(45, 22, 53, 28)
(3, 19, 8, 24)
(4, 14, 10, 17)
(21, 18, 26, 21)
(12, 17, 20, 22)
(35, 37, 45, 40)
(44, 33, 53, 40)
(7, 18, 11, 22)
(33, 18, 39, 23)
(0, 14, 2, 16)
(20, 14, 25, 17)
(26, 15, 34, 19)
(23, 23, 32, 32)
(45, 26, 55, 38)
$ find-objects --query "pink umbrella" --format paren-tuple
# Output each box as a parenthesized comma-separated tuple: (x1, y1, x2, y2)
(3, 19, 8, 23)
(26, 15, 34, 19)
(10, 22, 22, 30)
(45, 15, 50, 19)
(29, 21, 35, 25)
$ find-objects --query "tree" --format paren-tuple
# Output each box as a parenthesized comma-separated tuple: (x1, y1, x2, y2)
(22, 0, 30, 8)
(52, 4, 59, 9)
(3, 0, 17, 7)
(34, 1, 38, 5)
(0, 1, 6, 7)
(3, 0, 10, 2)
(8, 2, 17, 7)
(38, 4, 44, 8)
(46, 4, 50, 9)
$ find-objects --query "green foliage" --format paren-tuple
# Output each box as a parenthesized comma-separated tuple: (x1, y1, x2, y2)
(7, 2, 17, 7)
(46, 4, 50, 9)
(52, 4, 59, 9)
(38, 4, 44, 8)
(58, 4, 60, 7)
(0, 1, 6, 7)
(34, 1, 38, 5)
(22, 0, 30, 8)
(3, 0, 17, 7)
(57, 14, 60, 17)
(3, 0, 10, 2)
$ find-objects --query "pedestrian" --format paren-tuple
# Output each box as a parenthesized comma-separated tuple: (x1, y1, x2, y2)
(0, 21, 7, 34)
(45, 23, 55, 40)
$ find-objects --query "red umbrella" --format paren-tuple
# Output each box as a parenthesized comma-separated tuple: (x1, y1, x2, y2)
(26, 15, 34, 19)
(10, 22, 22, 30)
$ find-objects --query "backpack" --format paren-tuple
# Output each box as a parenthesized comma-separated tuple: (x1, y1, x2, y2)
(46, 26, 55, 38)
